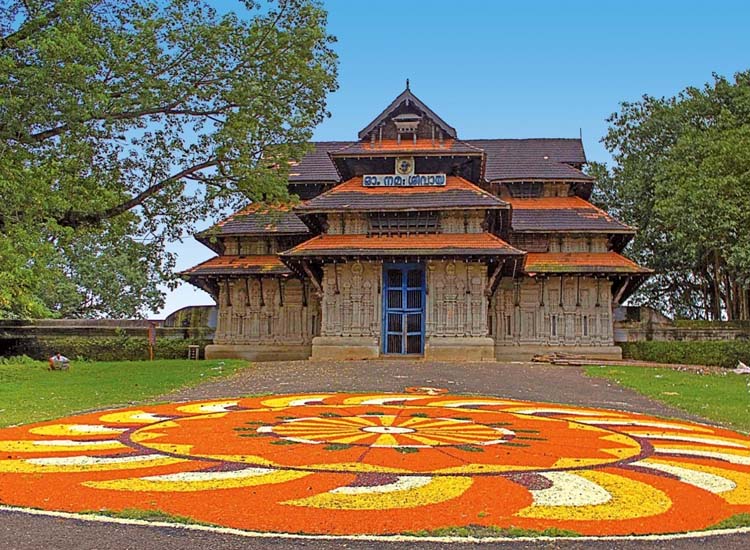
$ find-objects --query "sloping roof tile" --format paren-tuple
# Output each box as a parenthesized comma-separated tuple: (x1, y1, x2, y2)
(288, 142, 350, 183)
(282, 233, 523, 257)
(198, 204, 309, 237)
(296, 176, 507, 212)
(524, 252, 652, 274)
(468, 139, 592, 181)
(507, 197, 634, 233)
(180, 255, 292, 276)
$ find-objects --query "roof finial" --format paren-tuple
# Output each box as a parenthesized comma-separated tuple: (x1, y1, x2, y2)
(406, 78, 410, 90)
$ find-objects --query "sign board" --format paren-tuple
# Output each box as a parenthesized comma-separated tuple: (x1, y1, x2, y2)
(362, 174, 447, 187)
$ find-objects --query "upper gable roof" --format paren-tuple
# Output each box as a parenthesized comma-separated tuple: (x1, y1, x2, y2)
(358, 86, 457, 140)
(287, 139, 591, 184)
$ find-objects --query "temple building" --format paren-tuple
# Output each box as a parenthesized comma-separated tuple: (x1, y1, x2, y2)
(181, 86, 651, 361)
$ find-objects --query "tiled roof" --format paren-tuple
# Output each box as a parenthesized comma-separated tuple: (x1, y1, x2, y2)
(330, 139, 483, 156)
(524, 252, 652, 274)
(288, 139, 591, 184)
(288, 142, 350, 183)
(282, 233, 523, 258)
(180, 255, 292, 277)
(507, 197, 634, 233)
(198, 204, 309, 237)
(295, 176, 507, 213)
(468, 139, 592, 181)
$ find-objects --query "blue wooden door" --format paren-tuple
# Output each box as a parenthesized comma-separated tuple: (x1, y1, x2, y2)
(383, 264, 425, 355)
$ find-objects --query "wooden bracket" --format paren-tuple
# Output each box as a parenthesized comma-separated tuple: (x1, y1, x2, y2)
(613, 277, 630, 304)
(485, 261, 504, 296)
(302, 261, 323, 297)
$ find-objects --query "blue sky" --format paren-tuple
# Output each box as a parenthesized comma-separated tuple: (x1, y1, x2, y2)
(155, 0, 750, 317)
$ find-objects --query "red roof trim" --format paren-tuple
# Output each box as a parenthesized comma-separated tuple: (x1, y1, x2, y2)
(523, 252, 652, 274)
(282, 233, 523, 257)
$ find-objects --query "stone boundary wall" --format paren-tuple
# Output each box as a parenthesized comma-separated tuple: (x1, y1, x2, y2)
(0, 319, 213, 358)
(613, 306, 750, 343)
(614, 325, 748, 342)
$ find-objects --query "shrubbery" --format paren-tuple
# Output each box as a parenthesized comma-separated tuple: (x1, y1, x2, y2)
(7, 336, 211, 362)
(621, 340, 750, 368)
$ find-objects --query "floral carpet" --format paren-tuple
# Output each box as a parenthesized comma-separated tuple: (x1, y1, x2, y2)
(1, 391, 749, 536)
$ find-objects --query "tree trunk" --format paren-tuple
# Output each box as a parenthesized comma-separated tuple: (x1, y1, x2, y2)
(712, 250, 722, 320)
(724, 272, 734, 321)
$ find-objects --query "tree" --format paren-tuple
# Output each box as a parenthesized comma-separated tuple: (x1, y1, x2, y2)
(596, 71, 750, 320)
(0, 0, 337, 318)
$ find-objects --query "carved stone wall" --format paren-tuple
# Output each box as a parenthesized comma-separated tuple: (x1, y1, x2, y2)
(440, 213, 485, 234)
(496, 182, 571, 198)
(548, 235, 610, 253)
(320, 262, 381, 338)
(327, 214, 369, 235)
(510, 234, 610, 254)
(426, 260, 489, 337)
(223, 237, 279, 255)
(542, 183, 572, 197)
(325, 213, 486, 236)
(214, 277, 319, 345)
(490, 276, 614, 346)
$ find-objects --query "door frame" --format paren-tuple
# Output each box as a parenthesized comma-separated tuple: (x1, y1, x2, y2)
(381, 262, 426, 355)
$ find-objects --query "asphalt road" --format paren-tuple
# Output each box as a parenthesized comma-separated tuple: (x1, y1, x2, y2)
(3, 359, 748, 550)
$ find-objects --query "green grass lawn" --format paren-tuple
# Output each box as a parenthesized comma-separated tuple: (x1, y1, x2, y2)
(0, 358, 249, 427)
(585, 365, 750, 433)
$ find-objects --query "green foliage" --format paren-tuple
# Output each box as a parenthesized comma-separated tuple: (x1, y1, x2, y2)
(585, 365, 750, 432)
(707, 514, 750, 530)
(621, 340, 750, 369)
(0, 0, 338, 318)
(0, 358, 248, 427)
(9, 336, 212, 361)
(84, 508, 215, 526)
(596, 71, 750, 320)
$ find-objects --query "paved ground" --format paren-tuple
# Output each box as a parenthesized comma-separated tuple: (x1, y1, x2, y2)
(163, 360, 710, 422)
(3, 360, 748, 550)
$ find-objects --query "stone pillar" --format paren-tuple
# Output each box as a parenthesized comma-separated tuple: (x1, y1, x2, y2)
(312, 262, 381, 360)
(424, 260, 494, 361)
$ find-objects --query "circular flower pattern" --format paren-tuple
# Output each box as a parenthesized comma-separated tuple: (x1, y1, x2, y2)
(1, 392, 749, 536)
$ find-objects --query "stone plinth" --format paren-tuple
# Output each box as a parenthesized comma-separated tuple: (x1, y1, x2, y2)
(494, 344, 623, 362)
(205, 344, 311, 361)
(424, 337, 495, 362)
(311, 336, 380, 360)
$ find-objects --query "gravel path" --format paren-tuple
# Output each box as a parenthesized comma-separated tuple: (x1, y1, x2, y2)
(3, 359, 747, 550)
